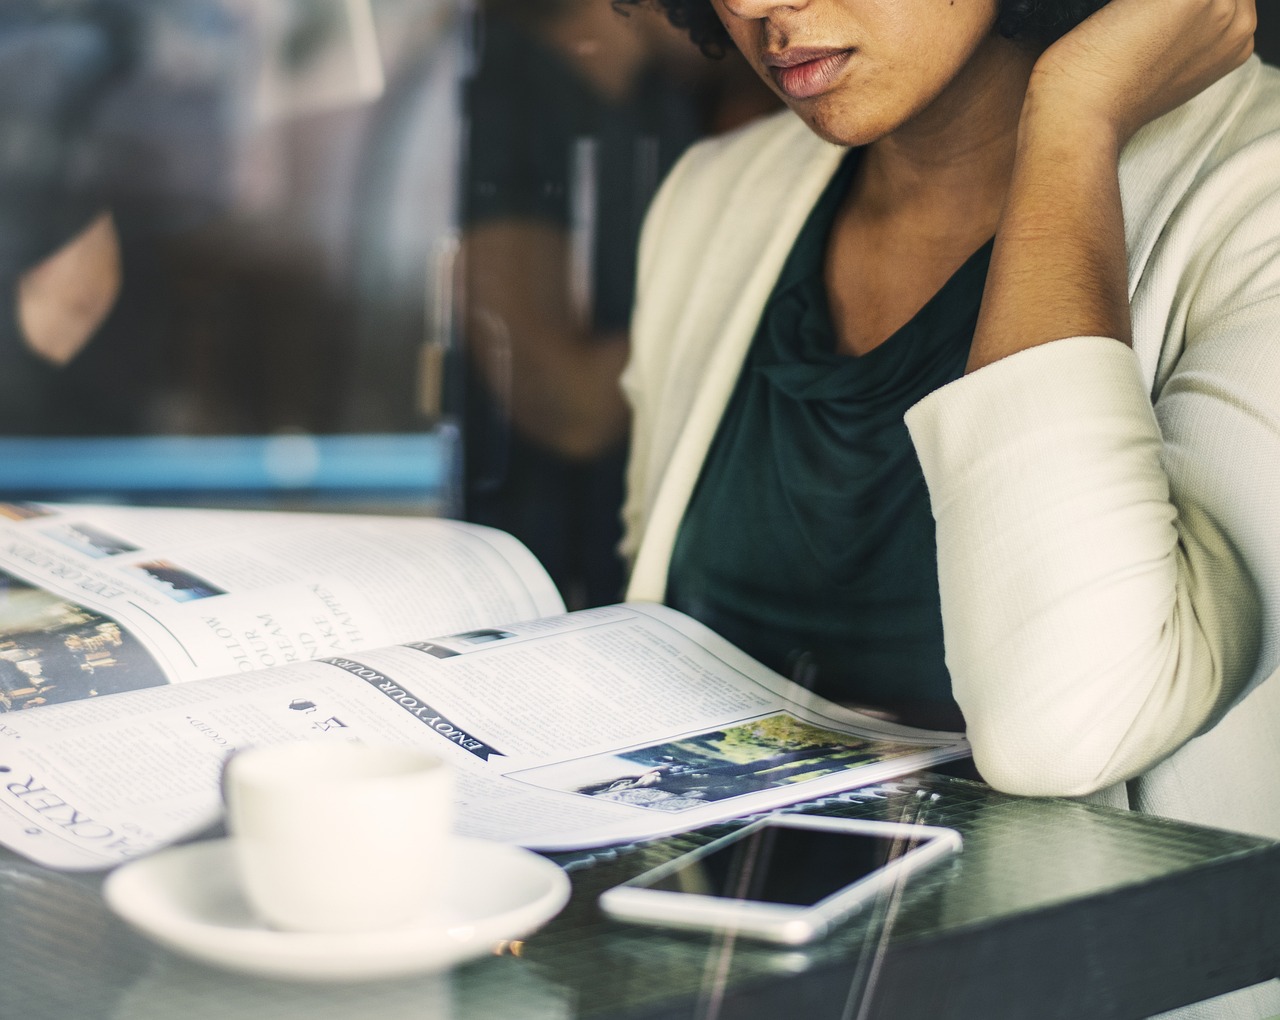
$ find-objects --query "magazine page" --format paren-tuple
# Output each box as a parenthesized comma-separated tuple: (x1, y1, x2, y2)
(0, 602, 968, 870)
(0, 501, 564, 709)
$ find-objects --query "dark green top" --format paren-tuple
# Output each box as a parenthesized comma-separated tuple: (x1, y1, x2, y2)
(667, 151, 991, 724)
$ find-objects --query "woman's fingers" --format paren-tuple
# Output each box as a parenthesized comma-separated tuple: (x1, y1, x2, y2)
(1029, 0, 1257, 145)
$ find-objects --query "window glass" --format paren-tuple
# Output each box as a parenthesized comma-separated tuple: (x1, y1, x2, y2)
(0, 0, 777, 594)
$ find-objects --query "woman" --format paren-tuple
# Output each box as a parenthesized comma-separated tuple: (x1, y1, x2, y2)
(617, 0, 1278, 840)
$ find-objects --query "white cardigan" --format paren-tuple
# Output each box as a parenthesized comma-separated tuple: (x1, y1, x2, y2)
(622, 57, 1280, 841)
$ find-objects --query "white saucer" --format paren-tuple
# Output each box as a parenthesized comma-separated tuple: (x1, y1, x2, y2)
(103, 837, 570, 982)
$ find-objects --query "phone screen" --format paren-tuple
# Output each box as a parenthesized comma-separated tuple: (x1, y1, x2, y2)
(637, 823, 927, 906)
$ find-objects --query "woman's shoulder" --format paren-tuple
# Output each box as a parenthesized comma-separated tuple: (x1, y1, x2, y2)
(1236, 56, 1280, 128)
(1119, 57, 1280, 285)
(1125, 57, 1280, 180)
(1205, 57, 1280, 160)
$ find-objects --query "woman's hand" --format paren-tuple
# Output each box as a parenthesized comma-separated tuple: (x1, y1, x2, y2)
(1028, 0, 1257, 149)
(967, 0, 1256, 372)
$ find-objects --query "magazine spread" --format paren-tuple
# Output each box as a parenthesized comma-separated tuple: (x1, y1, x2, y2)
(0, 503, 969, 871)
(0, 501, 564, 706)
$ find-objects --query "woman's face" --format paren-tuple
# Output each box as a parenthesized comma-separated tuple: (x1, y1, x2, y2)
(708, 0, 1013, 146)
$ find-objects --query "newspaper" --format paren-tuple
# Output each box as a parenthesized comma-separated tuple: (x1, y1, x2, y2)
(0, 503, 968, 870)
(0, 500, 564, 703)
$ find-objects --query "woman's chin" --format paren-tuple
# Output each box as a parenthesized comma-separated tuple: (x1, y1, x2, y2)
(794, 106, 890, 149)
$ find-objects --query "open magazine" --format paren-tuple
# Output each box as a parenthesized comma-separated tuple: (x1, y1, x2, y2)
(0, 502, 969, 870)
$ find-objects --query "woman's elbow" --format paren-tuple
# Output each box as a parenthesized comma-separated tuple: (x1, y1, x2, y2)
(960, 648, 1231, 799)
(967, 734, 1125, 798)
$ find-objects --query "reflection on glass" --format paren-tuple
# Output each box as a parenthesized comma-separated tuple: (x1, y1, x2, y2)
(0, 0, 468, 510)
(0, 0, 776, 519)
(460, 0, 776, 608)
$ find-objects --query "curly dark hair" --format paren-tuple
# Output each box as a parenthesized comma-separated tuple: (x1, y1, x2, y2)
(615, 0, 1112, 56)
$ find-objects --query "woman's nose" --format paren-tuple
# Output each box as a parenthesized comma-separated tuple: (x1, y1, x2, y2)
(717, 0, 809, 21)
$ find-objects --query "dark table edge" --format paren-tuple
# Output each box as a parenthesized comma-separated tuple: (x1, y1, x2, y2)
(604, 841, 1280, 1020)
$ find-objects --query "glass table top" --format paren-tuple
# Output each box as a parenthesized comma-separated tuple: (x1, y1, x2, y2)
(2, 773, 1276, 1020)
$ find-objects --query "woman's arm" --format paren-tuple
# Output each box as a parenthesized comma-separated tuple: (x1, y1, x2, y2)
(912, 0, 1268, 796)
(968, 0, 1256, 372)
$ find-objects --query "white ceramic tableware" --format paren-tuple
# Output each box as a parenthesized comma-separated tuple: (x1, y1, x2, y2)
(222, 741, 451, 933)
(103, 836, 571, 981)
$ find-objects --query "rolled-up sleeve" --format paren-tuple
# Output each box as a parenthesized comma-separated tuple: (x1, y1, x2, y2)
(905, 336, 1261, 796)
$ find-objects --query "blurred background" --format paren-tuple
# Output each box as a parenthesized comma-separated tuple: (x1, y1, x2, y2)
(0, 1, 1274, 609)
(0, 0, 778, 608)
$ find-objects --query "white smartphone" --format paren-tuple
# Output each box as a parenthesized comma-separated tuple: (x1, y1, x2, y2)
(599, 814, 961, 945)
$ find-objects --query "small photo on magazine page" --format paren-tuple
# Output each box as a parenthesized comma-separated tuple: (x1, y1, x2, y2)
(0, 502, 54, 522)
(512, 713, 924, 812)
(43, 522, 141, 559)
(406, 628, 519, 658)
(126, 561, 228, 603)
(0, 569, 168, 709)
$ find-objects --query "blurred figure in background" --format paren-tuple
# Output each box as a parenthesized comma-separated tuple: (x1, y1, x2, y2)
(0, 0, 252, 438)
(460, 0, 771, 608)
(0, 1, 137, 435)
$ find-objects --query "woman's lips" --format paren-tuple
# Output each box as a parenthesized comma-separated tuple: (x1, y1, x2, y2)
(767, 49, 853, 100)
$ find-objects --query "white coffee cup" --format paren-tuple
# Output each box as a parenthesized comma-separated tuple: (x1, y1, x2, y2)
(223, 741, 452, 933)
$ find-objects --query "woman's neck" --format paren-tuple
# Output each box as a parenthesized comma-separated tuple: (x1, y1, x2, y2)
(823, 35, 1043, 357)
(854, 35, 1041, 239)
